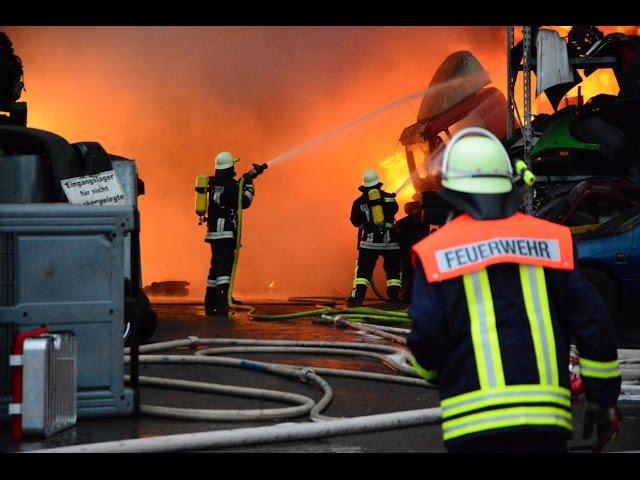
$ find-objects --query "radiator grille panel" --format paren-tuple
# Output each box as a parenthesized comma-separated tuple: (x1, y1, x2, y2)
(22, 333, 77, 436)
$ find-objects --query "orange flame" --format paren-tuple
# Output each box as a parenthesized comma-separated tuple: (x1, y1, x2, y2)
(378, 150, 414, 209)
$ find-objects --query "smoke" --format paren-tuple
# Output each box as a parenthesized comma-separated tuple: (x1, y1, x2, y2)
(2, 26, 506, 299)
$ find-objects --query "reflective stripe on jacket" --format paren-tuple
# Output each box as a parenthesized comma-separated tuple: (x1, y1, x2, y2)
(205, 171, 253, 242)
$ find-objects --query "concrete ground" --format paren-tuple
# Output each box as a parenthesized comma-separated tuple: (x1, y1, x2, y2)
(3, 300, 640, 453)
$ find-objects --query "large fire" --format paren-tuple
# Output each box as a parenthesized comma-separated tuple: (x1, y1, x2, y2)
(378, 150, 414, 209)
(2, 26, 636, 300)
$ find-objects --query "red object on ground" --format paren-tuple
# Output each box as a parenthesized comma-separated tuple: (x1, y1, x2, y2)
(11, 326, 49, 441)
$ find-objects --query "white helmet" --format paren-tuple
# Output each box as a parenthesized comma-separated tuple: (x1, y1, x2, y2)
(362, 169, 381, 187)
(439, 128, 513, 194)
(215, 151, 239, 170)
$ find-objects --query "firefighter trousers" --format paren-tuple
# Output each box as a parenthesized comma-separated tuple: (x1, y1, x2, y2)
(205, 238, 236, 308)
(351, 247, 402, 303)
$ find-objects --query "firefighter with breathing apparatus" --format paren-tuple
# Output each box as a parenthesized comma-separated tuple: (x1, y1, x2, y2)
(195, 151, 267, 315)
(348, 169, 402, 306)
(408, 127, 622, 453)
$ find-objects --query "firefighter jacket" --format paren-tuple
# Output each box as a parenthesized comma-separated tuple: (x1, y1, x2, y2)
(350, 184, 400, 250)
(408, 212, 621, 445)
(205, 168, 254, 241)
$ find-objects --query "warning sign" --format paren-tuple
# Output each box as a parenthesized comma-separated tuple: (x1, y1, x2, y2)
(61, 170, 128, 206)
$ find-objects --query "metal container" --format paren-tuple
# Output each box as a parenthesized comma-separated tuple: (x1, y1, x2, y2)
(21, 333, 77, 436)
(0, 204, 134, 417)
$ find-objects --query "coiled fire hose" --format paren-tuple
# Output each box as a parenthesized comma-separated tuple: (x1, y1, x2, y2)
(31, 335, 440, 453)
(30, 336, 640, 453)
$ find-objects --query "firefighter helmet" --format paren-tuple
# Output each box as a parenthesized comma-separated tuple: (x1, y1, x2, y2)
(215, 151, 239, 170)
(363, 169, 381, 187)
(440, 127, 513, 194)
(436, 128, 520, 220)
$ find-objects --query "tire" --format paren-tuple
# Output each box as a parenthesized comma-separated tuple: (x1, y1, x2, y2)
(579, 267, 619, 317)
(123, 278, 158, 346)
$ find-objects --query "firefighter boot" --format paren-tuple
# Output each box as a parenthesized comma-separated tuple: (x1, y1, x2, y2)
(347, 284, 367, 307)
(215, 284, 230, 315)
(387, 285, 401, 303)
(204, 287, 217, 315)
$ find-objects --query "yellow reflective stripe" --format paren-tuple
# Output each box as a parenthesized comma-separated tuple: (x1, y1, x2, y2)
(479, 271, 505, 388)
(441, 384, 570, 407)
(442, 406, 573, 441)
(354, 278, 370, 286)
(410, 356, 438, 381)
(580, 357, 621, 379)
(387, 279, 402, 287)
(519, 265, 559, 385)
(535, 266, 559, 385)
(441, 385, 571, 419)
(464, 270, 505, 390)
(384, 198, 397, 202)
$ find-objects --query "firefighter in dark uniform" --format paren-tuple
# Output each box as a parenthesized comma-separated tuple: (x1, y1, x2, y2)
(348, 169, 402, 306)
(204, 151, 265, 315)
(408, 128, 622, 453)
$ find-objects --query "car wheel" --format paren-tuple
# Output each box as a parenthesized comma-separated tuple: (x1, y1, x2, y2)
(580, 267, 619, 316)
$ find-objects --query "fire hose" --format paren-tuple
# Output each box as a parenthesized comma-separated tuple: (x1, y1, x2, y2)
(32, 335, 438, 453)
(30, 334, 640, 453)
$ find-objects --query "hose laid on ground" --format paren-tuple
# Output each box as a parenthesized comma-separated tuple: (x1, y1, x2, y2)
(120, 338, 429, 424)
(124, 375, 317, 421)
(358, 323, 411, 335)
(327, 315, 407, 346)
(35, 338, 639, 453)
(124, 354, 337, 422)
(140, 337, 414, 375)
(33, 406, 443, 453)
(195, 346, 413, 375)
(126, 336, 430, 387)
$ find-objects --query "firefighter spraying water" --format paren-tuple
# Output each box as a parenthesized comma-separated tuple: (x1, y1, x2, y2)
(348, 169, 403, 306)
(195, 152, 268, 315)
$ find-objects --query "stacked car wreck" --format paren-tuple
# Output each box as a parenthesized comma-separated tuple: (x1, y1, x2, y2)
(397, 26, 640, 315)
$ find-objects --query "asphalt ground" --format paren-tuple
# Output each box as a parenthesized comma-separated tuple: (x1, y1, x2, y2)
(3, 300, 640, 453)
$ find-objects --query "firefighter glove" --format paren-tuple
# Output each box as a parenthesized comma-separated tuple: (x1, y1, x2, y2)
(582, 402, 622, 452)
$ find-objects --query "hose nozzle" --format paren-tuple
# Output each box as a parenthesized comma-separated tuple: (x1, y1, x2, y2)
(244, 163, 269, 181)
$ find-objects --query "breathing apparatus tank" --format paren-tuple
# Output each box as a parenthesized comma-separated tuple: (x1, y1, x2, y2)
(195, 174, 209, 220)
(368, 188, 385, 226)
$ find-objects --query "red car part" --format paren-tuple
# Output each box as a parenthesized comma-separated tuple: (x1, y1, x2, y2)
(10, 326, 49, 441)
